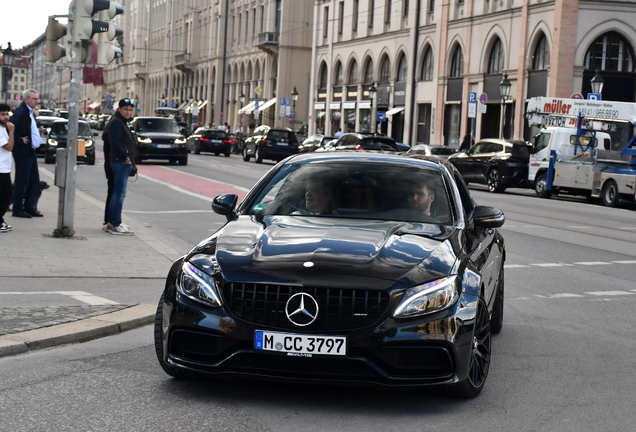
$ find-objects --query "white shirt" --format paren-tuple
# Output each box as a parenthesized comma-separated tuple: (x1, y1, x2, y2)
(28, 105, 41, 149)
(0, 126, 12, 173)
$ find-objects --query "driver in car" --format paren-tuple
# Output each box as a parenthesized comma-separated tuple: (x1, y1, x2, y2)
(408, 177, 436, 216)
(293, 179, 337, 215)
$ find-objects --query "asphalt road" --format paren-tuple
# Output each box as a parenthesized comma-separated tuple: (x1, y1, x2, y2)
(2, 140, 636, 430)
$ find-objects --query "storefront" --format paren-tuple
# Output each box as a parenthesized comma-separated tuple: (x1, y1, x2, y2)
(315, 89, 327, 133)
(376, 84, 390, 135)
(387, 81, 406, 143)
(344, 86, 358, 132)
(331, 88, 342, 134)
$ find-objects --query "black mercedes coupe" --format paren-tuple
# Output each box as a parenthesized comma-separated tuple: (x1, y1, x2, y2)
(154, 152, 506, 398)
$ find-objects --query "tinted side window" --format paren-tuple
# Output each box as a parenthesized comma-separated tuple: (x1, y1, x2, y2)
(534, 133, 551, 154)
(469, 143, 487, 155)
(512, 144, 530, 158)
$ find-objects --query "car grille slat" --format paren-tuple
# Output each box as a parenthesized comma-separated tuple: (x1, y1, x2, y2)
(223, 283, 390, 331)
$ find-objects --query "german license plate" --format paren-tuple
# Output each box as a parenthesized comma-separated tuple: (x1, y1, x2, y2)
(156, 144, 173, 148)
(277, 142, 289, 146)
(254, 330, 346, 356)
(211, 140, 222, 143)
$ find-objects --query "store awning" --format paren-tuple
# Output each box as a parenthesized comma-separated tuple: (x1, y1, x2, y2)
(198, 100, 208, 110)
(88, 101, 101, 109)
(177, 101, 189, 111)
(238, 101, 256, 115)
(316, 111, 326, 119)
(259, 97, 277, 111)
(385, 106, 405, 117)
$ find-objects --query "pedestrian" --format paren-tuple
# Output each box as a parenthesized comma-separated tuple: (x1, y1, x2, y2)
(101, 117, 114, 231)
(0, 103, 15, 233)
(104, 98, 136, 235)
(334, 128, 343, 138)
(11, 89, 43, 218)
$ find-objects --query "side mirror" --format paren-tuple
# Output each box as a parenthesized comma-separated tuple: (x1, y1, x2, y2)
(212, 194, 238, 221)
(473, 205, 505, 229)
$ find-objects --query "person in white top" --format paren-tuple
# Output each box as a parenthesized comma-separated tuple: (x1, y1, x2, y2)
(0, 103, 15, 232)
(334, 128, 343, 138)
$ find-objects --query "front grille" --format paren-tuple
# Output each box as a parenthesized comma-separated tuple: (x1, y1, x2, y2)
(222, 283, 390, 331)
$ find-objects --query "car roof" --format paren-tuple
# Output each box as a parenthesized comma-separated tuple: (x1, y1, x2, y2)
(37, 116, 62, 120)
(52, 119, 89, 124)
(477, 138, 530, 147)
(285, 150, 445, 171)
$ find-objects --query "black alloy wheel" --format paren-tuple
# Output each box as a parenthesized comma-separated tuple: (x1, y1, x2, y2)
(534, 173, 551, 198)
(439, 297, 491, 398)
(154, 295, 202, 380)
(255, 146, 263, 163)
(194, 142, 201, 154)
(487, 168, 506, 193)
(242, 146, 251, 161)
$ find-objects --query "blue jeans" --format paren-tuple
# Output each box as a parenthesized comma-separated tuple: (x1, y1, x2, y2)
(108, 161, 132, 227)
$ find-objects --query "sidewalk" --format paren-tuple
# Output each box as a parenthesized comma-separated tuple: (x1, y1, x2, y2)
(0, 167, 183, 358)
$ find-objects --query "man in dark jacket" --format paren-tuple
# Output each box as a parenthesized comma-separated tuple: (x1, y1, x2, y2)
(11, 89, 43, 218)
(104, 99, 136, 235)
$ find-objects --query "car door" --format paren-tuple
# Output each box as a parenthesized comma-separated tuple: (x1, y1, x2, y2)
(454, 142, 485, 181)
(474, 142, 503, 182)
(186, 128, 202, 151)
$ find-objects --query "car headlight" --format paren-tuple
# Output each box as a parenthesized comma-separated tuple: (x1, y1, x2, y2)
(137, 137, 152, 144)
(174, 138, 186, 144)
(177, 256, 223, 307)
(84, 139, 93, 147)
(48, 138, 58, 146)
(392, 276, 459, 318)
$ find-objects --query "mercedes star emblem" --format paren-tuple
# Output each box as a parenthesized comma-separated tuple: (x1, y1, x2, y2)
(285, 292, 319, 326)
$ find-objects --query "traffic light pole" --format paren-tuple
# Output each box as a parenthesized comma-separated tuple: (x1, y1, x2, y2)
(53, 2, 80, 238)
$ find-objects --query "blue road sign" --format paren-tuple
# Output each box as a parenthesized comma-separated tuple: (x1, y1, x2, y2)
(377, 111, 386, 122)
(469, 92, 477, 103)
(588, 93, 602, 100)
(479, 93, 488, 104)
(107, 104, 113, 110)
(105, 94, 112, 101)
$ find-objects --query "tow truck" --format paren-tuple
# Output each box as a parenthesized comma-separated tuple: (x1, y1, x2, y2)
(525, 97, 636, 207)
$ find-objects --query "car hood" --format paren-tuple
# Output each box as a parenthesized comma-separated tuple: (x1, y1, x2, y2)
(192, 216, 457, 290)
(136, 132, 183, 139)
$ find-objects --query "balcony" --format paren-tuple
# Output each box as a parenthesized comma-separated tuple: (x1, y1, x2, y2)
(256, 32, 279, 55)
(175, 52, 194, 72)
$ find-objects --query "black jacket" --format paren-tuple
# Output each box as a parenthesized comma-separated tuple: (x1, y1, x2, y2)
(10, 102, 36, 158)
(103, 111, 136, 162)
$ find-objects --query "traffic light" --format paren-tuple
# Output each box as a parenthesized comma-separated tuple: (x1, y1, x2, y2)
(96, 5, 124, 65)
(45, 17, 67, 63)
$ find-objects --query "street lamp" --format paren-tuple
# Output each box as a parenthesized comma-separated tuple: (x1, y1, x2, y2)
(291, 86, 299, 121)
(590, 69, 604, 94)
(368, 82, 377, 134)
(2, 43, 15, 104)
(499, 73, 511, 139)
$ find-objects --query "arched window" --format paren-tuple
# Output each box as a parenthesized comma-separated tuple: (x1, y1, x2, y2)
(348, 60, 358, 84)
(396, 53, 408, 81)
(319, 62, 328, 88)
(532, 33, 550, 70)
(449, 46, 463, 78)
(421, 46, 434, 81)
(363, 59, 374, 84)
(334, 61, 343, 86)
(585, 31, 634, 72)
(488, 38, 504, 74)
(380, 55, 391, 83)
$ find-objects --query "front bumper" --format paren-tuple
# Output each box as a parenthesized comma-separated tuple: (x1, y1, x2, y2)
(136, 143, 188, 160)
(158, 265, 480, 387)
(45, 145, 95, 163)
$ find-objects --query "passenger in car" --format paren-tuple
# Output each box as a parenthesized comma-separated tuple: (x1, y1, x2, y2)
(408, 177, 436, 216)
(304, 179, 337, 214)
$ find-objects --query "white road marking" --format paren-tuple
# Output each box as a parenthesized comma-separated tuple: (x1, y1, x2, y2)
(585, 291, 636, 296)
(612, 260, 636, 264)
(504, 264, 530, 269)
(152, 165, 251, 192)
(530, 263, 564, 267)
(568, 226, 592, 229)
(545, 293, 585, 298)
(138, 174, 218, 203)
(0, 291, 119, 305)
(506, 260, 636, 268)
(572, 261, 612, 266)
(619, 227, 636, 230)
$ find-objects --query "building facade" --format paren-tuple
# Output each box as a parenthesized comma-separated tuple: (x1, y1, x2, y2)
(1, 46, 30, 107)
(103, 0, 313, 131)
(310, 0, 636, 146)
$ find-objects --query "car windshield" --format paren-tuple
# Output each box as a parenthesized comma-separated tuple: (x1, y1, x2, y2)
(246, 161, 452, 225)
(136, 118, 180, 133)
(51, 122, 91, 136)
(361, 138, 398, 151)
(268, 130, 296, 142)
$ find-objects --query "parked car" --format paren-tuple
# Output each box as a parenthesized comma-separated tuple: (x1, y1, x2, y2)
(447, 138, 531, 192)
(44, 119, 97, 165)
(242, 125, 299, 163)
(96, 114, 111, 130)
(37, 109, 55, 117)
(177, 121, 190, 137)
(396, 142, 411, 152)
(298, 134, 336, 152)
(407, 144, 457, 159)
(186, 128, 232, 156)
(329, 133, 399, 152)
(314, 138, 338, 152)
(130, 116, 188, 165)
(154, 152, 506, 398)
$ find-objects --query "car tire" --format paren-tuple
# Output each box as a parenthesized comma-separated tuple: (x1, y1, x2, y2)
(255, 147, 263, 164)
(601, 180, 620, 207)
(224, 151, 231, 157)
(243, 146, 251, 162)
(534, 173, 551, 198)
(214, 152, 220, 156)
(438, 297, 491, 398)
(194, 143, 201, 154)
(154, 295, 202, 380)
(179, 157, 188, 166)
(169, 159, 177, 165)
(487, 169, 506, 193)
(44, 155, 54, 164)
(490, 265, 504, 335)
(87, 156, 96, 166)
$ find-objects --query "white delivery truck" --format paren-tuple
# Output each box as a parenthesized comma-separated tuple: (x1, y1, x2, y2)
(525, 97, 636, 207)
